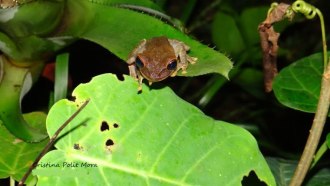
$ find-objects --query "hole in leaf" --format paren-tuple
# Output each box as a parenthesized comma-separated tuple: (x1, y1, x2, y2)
(73, 143, 83, 150)
(241, 171, 267, 186)
(113, 123, 119, 128)
(116, 74, 124, 81)
(106, 139, 114, 147)
(100, 121, 110, 132)
(69, 96, 76, 102)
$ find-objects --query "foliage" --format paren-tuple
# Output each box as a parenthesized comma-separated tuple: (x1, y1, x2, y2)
(273, 52, 325, 114)
(33, 74, 275, 185)
(1, 0, 330, 185)
(0, 112, 48, 184)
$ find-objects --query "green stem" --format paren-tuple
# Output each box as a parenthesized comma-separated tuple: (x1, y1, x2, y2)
(116, 4, 185, 32)
(316, 9, 328, 69)
(10, 177, 15, 186)
(0, 56, 47, 142)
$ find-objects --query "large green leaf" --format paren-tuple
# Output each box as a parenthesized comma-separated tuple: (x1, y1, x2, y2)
(81, 2, 232, 77)
(0, 0, 232, 142)
(273, 52, 325, 114)
(33, 74, 274, 185)
(0, 0, 232, 77)
(0, 112, 48, 183)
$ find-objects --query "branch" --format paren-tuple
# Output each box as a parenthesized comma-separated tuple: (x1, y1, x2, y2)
(18, 99, 90, 186)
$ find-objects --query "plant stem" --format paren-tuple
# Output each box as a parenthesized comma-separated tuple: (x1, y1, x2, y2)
(290, 4, 328, 185)
(10, 177, 15, 186)
(316, 9, 328, 69)
(18, 99, 90, 186)
(290, 58, 330, 186)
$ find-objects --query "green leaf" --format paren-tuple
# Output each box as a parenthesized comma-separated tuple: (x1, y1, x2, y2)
(266, 157, 330, 186)
(240, 6, 269, 46)
(0, 112, 48, 183)
(81, 3, 233, 78)
(305, 168, 330, 186)
(233, 68, 265, 99)
(0, 1, 232, 77)
(212, 11, 245, 56)
(54, 53, 69, 103)
(266, 157, 296, 186)
(34, 74, 274, 185)
(273, 52, 324, 114)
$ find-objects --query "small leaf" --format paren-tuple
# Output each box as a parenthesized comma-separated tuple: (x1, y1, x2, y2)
(212, 11, 245, 55)
(273, 52, 325, 114)
(240, 6, 269, 46)
(34, 74, 275, 185)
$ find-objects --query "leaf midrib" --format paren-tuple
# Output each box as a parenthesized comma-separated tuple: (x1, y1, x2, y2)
(72, 153, 191, 186)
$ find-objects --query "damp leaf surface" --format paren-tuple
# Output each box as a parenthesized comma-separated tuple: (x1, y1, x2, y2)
(33, 74, 275, 185)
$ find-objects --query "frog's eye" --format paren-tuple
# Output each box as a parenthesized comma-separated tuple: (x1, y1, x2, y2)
(167, 60, 177, 70)
(135, 57, 144, 68)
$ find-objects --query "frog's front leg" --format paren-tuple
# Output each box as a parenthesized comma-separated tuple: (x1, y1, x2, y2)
(127, 39, 147, 89)
(128, 64, 143, 91)
(168, 39, 197, 77)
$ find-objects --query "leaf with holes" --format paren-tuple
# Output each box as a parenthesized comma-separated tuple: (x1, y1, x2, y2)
(33, 74, 275, 185)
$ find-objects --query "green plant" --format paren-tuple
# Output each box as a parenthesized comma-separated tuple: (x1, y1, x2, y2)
(3, 0, 330, 185)
(0, 0, 275, 185)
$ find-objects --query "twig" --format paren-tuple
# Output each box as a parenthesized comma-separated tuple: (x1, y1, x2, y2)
(18, 99, 90, 186)
(290, 58, 330, 186)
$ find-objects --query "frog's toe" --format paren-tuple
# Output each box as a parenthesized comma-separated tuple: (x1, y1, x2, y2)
(188, 57, 198, 64)
(138, 85, 142, 92)
(171, 71, 178, 77)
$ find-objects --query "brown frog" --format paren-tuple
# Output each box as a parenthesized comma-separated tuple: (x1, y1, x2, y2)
(127, 36, 197, 90)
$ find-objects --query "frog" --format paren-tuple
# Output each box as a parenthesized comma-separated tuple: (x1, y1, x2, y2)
(127, 36, 197, 90)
